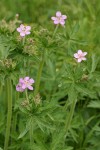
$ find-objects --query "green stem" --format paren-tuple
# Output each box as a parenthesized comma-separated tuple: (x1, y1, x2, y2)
(51, 98, 76, 150)
(4, 78, 12, 150)
(51, 90, 77, 150)
(11, 112, 17, 144)
(12, 112, 17, 132)
(12, 92, 19, 134)
(0, 83, 3, 96)
(64, 98, 76, 137)
(22, 36, 25, 46)
(25, 89, 29, 103)
(29, 119, 33, 150)
(52, 24, 59, 38)
(34, 54, 44, 96)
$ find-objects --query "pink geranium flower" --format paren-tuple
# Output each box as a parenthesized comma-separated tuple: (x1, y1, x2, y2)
(16, 83, 24, 92)
(51, 11, 67, 26)
(74, 50, 87, 63)
(17, 24, 31, 37)
(16, 77, 34, 92)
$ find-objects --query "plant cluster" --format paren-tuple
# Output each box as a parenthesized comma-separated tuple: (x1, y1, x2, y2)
(0, 1, 100, 150)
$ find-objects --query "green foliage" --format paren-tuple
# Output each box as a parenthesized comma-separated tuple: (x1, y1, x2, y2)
(0, 0, 100, 150)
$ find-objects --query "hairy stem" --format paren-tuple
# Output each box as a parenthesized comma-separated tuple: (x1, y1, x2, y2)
(12, 92, 19, 134)
(4, 78, 12, 150)
(34, 54, 44, 96)
(29, 118, 33, 150)
(64, 98, 76, 137)
(52, 24, 59, 38)
(52, 98, 77, 150)
(0, 83, 3, 96)
(22, 36, 25, 46)
(25, 89, 29, 103)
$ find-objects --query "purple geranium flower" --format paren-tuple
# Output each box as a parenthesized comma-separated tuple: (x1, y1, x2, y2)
(16, 83, 24, 92)
(16, 77, 35, 92)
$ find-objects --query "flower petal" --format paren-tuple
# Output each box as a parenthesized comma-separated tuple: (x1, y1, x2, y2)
(16, 84, 24, 92)
(17, 27, 21, 32)
(54, 20, 59, 24)
(60, 20, 65, 25)
(22, 84, 26, 89)
(82, 57, 86, 60)
(77, 58, 82, 62)
(24, 77, 30, 81)
(26, 26, 31, 30)
(20, 32, 25, 37)
(19, 78, 24, 83)
(56, 11, 61, 17)
(62, 15, 67, 19)
(28, 85, 33, 90)
(77, 50, 83, 55)
(51, 17, 57, 21)
(20, 24, 25, 29)
(25, 31, 30, 35)
(74, 53, 79, 58)
(29, 79, 35, 84)
(83, 52, 87, 56)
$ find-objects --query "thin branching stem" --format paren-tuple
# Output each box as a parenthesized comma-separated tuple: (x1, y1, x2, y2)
(52, 24, 59, 38)
(12, 92, 19, 134)
(64, 98, 77, 137)
(25, 89, 29, 103)
(4, 78, 12, 150)
(34, 53, 44, 96)
(22, 36, 25, 46)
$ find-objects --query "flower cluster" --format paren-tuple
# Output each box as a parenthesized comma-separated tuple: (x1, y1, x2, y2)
(17, 24, 31, 37)
(74, 50, 87, 63)
(16, 77, 34, 92)
(16, 12, 88, 92)
(51, 11, 67, 26)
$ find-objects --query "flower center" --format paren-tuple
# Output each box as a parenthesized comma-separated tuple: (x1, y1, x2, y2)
(25, 81, 29, 85)
(22, 27, 26, 32)
(78, 54, 83, 58)
(58, 16, 62, 21)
